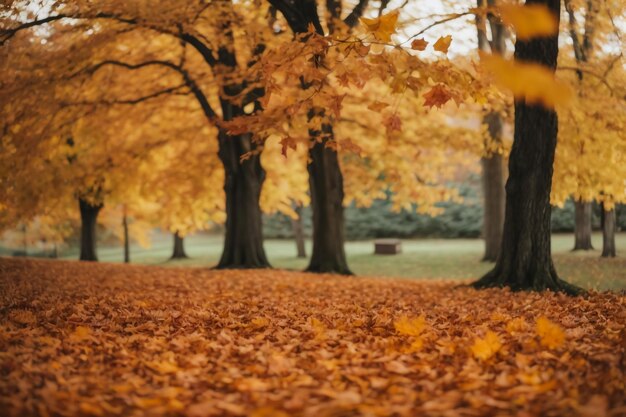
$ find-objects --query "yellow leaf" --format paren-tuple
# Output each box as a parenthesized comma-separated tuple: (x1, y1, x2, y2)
(499, 4, 557, 40)
(536, 316, 565, 349)
(360, 10, 399, 43)
(146, 360, 179, 374)
(71, 326, 91, 341)
(470, 330, 502, 361)
(410, 38, 428, 51)
(79, 402, 103, 416)
(251, 317, 269, 328)
(367, 101, 390, 112)
(433, 35, 452, 54)
(481, 53, 571, 107)
(394, 315, 426, 337)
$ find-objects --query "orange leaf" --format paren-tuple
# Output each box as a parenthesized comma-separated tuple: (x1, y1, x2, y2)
(433, 35, 452, 54)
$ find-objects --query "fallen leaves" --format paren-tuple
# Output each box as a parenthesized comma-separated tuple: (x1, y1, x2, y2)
(536, 316, 566, 349)
(470, 330, 502, 361)
(0, 258, 624, 417)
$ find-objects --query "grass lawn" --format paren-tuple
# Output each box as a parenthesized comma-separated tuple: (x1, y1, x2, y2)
(57, 232, 626, 291)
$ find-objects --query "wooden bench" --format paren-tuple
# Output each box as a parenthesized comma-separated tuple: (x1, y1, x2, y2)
(374, 239, 402, 255)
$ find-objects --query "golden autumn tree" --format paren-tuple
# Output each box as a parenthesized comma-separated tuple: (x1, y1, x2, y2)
(552, 0, 626, 257)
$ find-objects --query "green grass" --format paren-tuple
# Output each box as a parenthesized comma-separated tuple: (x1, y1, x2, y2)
(54, 232, 626, 291)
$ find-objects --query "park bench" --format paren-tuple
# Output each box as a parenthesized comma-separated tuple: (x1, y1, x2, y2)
(374, 239, 402, 255)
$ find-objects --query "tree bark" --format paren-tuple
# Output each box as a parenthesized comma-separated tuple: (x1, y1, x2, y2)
(481, 113, 506, 262)
(171, 231, 188, 259)
(601, 205, 616, 258)
(306, 111, 352, 275)
(215, 124, 270, 269)
(573, 199, 594, 250)
(472, 0, 581, 294)
(122, 211, 130, 263)
(291, 205, 307, 258)
(79, 198, 102, 262)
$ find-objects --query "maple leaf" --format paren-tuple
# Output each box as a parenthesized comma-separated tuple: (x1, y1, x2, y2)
(394, 315, 426, 337)
(470, 330, 502, 361)
(360, 10, 399, 43)
(499, 4, 558, 40)
(279, 137, 297, 157)
(367, 101, 390, 112)
(536, 316, 565, 349)
(433, 35, 452, 54)
(411, 38, 428, 51)
(423, 84, 453, 109)
(382, 113, 402, 135)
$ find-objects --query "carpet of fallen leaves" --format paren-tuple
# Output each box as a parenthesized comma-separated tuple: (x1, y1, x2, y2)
(1, 258, 625, 417)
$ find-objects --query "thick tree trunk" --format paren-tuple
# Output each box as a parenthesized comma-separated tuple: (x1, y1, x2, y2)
(473, 0, 581, 294)
(171, 231, 188, 260)
(79, 198, 102, 262)
(291, 206, 307, 258)
(122, 212, 130, 263)
(216, 126, 270, 269)
(481, 112, 506, 262)
(306, 110, 352, 275)
(573, 200, 594, 250)
(601, 206, 616, 258)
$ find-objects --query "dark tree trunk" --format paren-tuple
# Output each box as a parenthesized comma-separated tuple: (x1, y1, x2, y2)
(79, 198, 102, 262)
(291, 205, 307, 258)
(601, 205, 616, 258)
(573, 200, 594, 250)
(122, 212, 130, 263)
(473, 0, 581, 294)
(171, 231, 188, 260)
(481, 112, 506, 262)
(216, 126, 270, 269)
(306, 111, 352, 275)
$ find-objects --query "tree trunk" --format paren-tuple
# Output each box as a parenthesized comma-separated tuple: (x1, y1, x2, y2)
(573, 200, 594, 250)
(291, 205, 307, 258)
(171, 231, 188, 259)
(306, 119, 352, 274)
(601, 205, 616, 258)
(473, 0, 581, 294)
(79, 198, 102, 262)
(122, 211, 130, 263)
(481, 112, 506, 262)
(216, 125, 270, 269)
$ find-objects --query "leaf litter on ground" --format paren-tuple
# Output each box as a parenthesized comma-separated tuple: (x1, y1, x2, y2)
(0, 258, 624, 417)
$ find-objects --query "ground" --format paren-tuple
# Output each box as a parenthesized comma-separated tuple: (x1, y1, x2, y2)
(56, 232, 626, 291)
(1, 258, 624, 417)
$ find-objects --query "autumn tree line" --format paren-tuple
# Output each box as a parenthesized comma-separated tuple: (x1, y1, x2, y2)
(0, 0, 624, 292)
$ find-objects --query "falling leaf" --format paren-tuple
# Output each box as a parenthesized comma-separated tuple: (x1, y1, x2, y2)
(410, 38, 428, 51)
(481, 53, 571, 107)
(360, 10, 399, 43)
(536, 316, 565, 349)
(433, 35, 452, 54)
(470, 330, 502, 360)
(499, 4, 558, 40)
